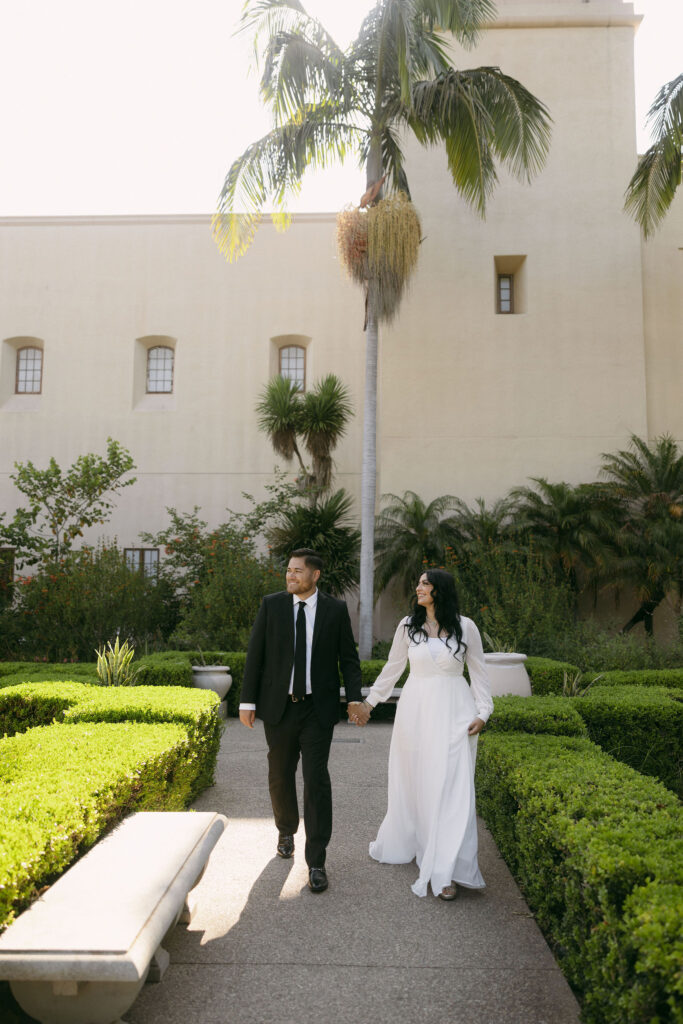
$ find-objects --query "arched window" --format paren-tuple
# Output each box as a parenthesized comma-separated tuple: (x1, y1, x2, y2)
(16, 346, 43, 394)
(146, 346, 174, 393)
(279, 344, 305, 391)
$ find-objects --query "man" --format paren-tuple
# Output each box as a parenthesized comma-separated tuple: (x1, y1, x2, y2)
(239, 549, 363, 893)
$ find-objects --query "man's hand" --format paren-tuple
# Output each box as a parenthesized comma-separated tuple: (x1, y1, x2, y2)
(468, 717, 485, 736)
(239, 709, 256, 729)
(348, 701, 371, 727)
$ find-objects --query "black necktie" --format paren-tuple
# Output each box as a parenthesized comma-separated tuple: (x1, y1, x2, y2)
(293, 601, 307, 699)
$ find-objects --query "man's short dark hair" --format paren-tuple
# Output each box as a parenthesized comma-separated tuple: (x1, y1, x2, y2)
(291, 548, 324, 572)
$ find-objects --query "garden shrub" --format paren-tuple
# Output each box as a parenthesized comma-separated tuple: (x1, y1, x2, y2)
(0, 719, 209, 932)
(574, 685, 682, 795)
(487, 695, 587, 736)
(476, 732, 683, 1024)
(525, 656, 581, 695)
(5, 544, 178, 660)
(555, 621, 683, 672)
(446, 542, 576, 657)
(0, 682, 222, 932)
(586, 668, 683, 690)
(0, 662, 97, 686)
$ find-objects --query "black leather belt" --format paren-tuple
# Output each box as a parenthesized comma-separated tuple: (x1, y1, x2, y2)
(290, 694, 310, 702)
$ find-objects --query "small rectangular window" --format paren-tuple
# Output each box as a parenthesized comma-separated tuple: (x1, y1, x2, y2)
(146, 346, 174, 393)
(279, 345, 305, 391)
(497, 274, 514, 314)
(124, 548, 159, 578)
(16, 347, 43, 393)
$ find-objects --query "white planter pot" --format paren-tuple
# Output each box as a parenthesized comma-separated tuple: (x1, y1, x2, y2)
(191, 665, 233, 701)
(484, 653, 531, 697)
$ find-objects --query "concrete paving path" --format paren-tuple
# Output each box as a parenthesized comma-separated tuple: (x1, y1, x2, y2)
(128, 719, 581, 1024)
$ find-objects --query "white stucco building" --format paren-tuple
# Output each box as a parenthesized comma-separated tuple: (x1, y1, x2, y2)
(1, 0, 681, 631)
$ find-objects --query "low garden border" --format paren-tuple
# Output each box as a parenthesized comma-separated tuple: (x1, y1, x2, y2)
(0, 682, 222, 933)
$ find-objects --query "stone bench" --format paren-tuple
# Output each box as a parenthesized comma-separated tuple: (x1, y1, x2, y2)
(0, 810, 227, 1024)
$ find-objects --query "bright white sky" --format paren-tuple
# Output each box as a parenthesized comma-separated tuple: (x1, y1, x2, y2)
(0, 0, 678, 216)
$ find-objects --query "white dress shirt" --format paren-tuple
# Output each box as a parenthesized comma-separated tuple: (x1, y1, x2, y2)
(239, 590, 319, 711)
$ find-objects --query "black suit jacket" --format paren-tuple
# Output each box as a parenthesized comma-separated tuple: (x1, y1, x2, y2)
(242, 590, 363, 726)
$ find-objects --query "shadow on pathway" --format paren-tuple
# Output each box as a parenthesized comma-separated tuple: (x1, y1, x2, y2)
(128, 720, 581, 1024)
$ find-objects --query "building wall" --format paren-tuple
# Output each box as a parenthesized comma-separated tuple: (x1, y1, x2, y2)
(0, 215, 366, 549)
(1, 0, 680, 639)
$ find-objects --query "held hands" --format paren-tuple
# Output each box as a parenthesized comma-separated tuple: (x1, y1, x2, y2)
(348, 701, 371, 727)
(467, 717, 485, 736)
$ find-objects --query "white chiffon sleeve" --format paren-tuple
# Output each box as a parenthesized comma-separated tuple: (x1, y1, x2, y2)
(464, 618, 494, 723)
(364, 617, 410, 707)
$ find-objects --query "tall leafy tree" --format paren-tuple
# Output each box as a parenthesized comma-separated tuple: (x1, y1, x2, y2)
(600, 434, 683, 634)
(215, 0, 552, 655)
(0, 439, 136, 567)
(625, 73, 683, 238)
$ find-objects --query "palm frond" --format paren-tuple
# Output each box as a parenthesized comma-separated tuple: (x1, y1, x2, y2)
(624, 136, 682, 239)
(261, 32, 344, 125)
(646, 73, 683, 147)
(213, 114, 363, 260)
(417, 0, 497, 48)
(410, 66, 551, 212)
(625, 74, 683, 238)
(255, 376, 304, 460)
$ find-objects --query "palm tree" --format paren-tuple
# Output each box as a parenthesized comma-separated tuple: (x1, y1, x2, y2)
(268, 489, 361, 596)
(256, 373, 353, 494)
(448, 495, 515, 551)
(625, 73, 683, 238)
(374, 490, 460, 600)
(509, 478, 617, 591)
(600, 434, 683, 634)
(214, 0, 552, 656)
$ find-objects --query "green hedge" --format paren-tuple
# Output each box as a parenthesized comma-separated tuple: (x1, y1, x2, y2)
(476, 732, 683, 1024)
(0, 662, 98, 687)
(585, 668, 683, 690)
(134, 651, 246, 716)
(0, 682, 223, 933)
(525, 656, 581, 695)
(487, 695, 587, 736)
(574, 685, 683, 796)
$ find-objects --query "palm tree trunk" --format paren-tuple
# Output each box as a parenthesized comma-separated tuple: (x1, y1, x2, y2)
(357, 143, 384, 660)
(358, 301, 378, 659)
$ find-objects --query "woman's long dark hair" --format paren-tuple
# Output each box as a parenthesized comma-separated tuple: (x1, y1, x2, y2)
(406, 568, 466, 657)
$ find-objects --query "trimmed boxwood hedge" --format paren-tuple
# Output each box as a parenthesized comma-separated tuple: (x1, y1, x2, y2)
(0, 682, 223, 933)
(524, 656, 581, 695)
(476, 731, 683, 1024)
(0, 662, 98, 687)
(585, 668, 683, 690)
(487, 695, 587, 736)
(574, 685, 682, 796)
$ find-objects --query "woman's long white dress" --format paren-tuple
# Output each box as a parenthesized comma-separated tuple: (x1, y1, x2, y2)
(366, 616, 493, 898)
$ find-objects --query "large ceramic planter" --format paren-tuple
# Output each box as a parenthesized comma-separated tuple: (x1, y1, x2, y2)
(191, 666, 232, 718)
(484, 653, 531, 697)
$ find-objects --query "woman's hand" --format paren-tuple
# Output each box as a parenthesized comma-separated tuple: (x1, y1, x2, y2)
(467, 717, 485, 736)
(348, 701, 371, 726)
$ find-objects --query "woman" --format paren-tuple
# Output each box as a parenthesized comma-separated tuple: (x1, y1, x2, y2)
(351, 569, 493, 899)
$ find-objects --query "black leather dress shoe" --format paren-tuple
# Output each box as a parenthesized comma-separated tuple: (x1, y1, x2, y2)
(308, 867, 328, 893)
(277, 835, 294, 859)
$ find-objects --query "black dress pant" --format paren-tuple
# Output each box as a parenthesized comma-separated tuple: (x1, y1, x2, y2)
(263, 698, 334, 868)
